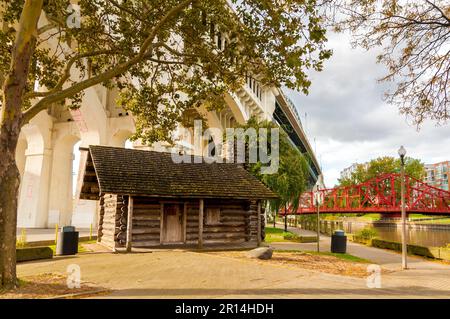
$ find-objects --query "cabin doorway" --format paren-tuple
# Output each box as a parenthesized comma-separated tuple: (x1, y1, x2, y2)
(162, 204, 183, 243)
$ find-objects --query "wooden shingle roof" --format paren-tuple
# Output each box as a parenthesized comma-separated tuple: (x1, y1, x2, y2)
(80, 145, 277, 200)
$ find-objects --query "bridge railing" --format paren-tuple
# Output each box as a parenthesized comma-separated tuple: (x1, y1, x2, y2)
(283, 173, 450, 215)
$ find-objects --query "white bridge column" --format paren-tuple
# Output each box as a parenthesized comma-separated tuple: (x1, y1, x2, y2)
(17, 111, 54, 228)
(17, 148, 53, 228)
(47, 132, 80, 227)
(70, 86, 108, 229)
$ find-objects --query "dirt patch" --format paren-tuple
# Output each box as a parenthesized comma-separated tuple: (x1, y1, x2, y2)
(208, 251, 391, 278)
(0, 273, 108, 299)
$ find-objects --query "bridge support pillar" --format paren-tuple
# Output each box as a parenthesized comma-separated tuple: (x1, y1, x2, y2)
(381, 213, 402, 219)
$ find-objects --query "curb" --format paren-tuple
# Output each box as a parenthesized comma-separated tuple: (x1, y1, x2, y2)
(46, 289, 111, 299)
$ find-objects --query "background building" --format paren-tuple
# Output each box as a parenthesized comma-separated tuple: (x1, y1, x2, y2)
(340, 163, 359, 181)
(339, 162, 369, 182)
(425, 161, 449, 191)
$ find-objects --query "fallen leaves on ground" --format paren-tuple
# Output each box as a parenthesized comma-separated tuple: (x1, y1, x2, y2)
(0, 273, 108, 299)
(208, 251, 390, 278)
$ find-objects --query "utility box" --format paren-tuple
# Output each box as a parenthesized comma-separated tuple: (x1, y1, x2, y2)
(331, 230, 347, 254)
(56, 226, 79, 256)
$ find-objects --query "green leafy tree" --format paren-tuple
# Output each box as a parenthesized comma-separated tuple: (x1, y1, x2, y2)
(336, 156, 425, 217)
(237, 117, 310, 228)
(0, 1, 331, 288)
(338, 156, 426, 186)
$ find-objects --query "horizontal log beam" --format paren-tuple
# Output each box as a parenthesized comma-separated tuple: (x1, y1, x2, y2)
(132, 234, 160, 241)
(132, 220, 160, 227)
(132, 240, 161, 247)
(132, 228, 160, 235)
(133, 216, 160, 221)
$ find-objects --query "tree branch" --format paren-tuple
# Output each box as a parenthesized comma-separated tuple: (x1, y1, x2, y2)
(21, 0, 195, 125)
(24, 49, 117, 100)
(425, 0, 450, 24)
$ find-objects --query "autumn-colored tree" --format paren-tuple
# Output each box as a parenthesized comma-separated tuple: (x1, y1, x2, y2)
(338, 156, 425, 186)
(331, 0, 450, 125)
(0, 1, 331, 288)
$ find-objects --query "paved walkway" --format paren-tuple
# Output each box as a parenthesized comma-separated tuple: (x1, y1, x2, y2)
(16, 228, 91, 243)
(271, 224, 450, 296)
(273, 223, 450, 270)
(16, 248, 450, 298)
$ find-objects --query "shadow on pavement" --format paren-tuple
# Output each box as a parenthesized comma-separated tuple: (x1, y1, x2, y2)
(105, 286, 450, 298)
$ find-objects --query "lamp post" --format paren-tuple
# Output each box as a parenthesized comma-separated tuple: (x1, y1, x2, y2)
(398, 145, 408, 270)
(313, 175, 323, 253)
(315, 194, 320, 253)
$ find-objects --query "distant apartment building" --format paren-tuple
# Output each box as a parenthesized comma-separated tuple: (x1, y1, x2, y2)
(340, 163, 358, 180)
(425, 161, 449, 191)
(340, 162, 369, 181)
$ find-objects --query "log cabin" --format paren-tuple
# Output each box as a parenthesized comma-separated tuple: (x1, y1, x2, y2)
(79, 145, 277, 251)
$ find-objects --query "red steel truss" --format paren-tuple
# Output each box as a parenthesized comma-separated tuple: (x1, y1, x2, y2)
(284, 173, 450, 216)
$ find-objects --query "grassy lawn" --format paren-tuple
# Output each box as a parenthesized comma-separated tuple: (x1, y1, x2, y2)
(264, 227, 317, 243)
(410, 217, 450, 224)
(46, 240, 97, 255)
(265, 227, 369, 263)
(305, 251, 370, 263)
(346, 214, 450, 224)
(264, 227, 294, 243)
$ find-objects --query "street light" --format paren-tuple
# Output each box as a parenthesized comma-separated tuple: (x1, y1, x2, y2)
(398, 145, 408, 270)
(313, 175, 324, 253)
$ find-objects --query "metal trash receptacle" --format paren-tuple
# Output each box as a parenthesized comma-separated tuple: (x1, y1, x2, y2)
(331, 230, 347, 253)
(56, 226, 79, 256)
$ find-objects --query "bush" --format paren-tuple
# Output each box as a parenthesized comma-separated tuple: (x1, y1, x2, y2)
(283, 232, 300, 241)
(355, 227, 378, 240)
(371, 238, 401, 251)
(16, 247, 53, 262)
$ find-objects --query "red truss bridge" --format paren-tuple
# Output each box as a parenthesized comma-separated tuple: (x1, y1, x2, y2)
(284, 173, 450, 216)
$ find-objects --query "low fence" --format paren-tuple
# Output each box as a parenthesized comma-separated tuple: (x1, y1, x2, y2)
(350, 236, 450, 262)
(298, 219, 345, 236)
(18, 235, 97, 248)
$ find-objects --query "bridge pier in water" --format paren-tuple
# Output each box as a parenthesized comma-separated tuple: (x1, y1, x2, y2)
(381, 212, 402, 219)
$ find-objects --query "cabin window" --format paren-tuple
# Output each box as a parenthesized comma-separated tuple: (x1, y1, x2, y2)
(205, 207, 221, 225)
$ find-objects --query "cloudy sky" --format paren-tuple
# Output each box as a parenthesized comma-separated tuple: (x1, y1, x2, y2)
(285, 32, 450, 188)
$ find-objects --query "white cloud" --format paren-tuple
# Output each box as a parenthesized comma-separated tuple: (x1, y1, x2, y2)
(285, 32, 450, 187)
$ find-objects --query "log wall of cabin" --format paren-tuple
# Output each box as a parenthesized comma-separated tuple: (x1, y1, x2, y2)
(186, 199, 258, 245)
(99, 194, 118, 249)
(131, 197, 161, 247)
(98, 194, 128, 249)
(97, 195, 105, 240)
(98, 196, 261, 250)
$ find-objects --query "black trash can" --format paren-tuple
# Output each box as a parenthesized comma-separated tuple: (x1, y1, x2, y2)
(331, 230, 347, 253)
(56, 226, 79, 256)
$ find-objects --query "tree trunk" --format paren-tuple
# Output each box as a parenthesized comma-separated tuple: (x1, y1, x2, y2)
(0, 0, 43, 289)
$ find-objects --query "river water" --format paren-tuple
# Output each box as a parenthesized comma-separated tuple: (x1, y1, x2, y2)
(373, 225, 450, 247)
(344, 222, 450, 247)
